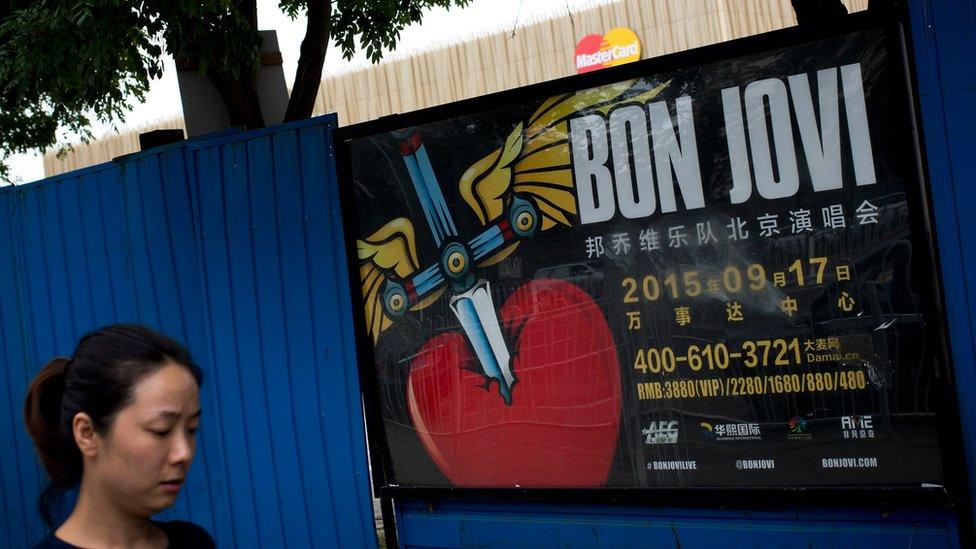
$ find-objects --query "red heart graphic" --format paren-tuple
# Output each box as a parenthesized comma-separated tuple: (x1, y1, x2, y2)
(407, 279, 621, 487)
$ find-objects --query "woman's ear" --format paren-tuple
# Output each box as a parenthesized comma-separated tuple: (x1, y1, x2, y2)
(72, 412, 99, 458)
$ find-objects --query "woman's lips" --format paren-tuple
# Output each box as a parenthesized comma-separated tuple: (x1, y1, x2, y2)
(160, 479, 184, 493)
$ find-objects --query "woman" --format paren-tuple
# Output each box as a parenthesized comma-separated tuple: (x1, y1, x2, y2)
(24, 324, 214, 548)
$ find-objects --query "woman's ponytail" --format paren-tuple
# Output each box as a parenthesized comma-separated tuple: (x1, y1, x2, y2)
(23, 357, 83, 526)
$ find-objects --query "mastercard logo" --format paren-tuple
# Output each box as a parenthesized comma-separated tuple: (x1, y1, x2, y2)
(574, 27, 642, 74)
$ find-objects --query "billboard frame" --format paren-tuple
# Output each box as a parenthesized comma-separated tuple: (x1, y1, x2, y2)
(332, 8, 970, 515)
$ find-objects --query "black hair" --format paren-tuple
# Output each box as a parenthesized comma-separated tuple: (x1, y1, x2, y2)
(23, 324, 203, 526)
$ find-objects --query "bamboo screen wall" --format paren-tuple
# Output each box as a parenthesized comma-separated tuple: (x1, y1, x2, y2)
(43, 118, 186, 176)
(43, 0, 867, 176)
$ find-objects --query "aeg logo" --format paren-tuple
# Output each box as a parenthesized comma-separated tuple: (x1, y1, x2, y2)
(642, 420, 678, 444)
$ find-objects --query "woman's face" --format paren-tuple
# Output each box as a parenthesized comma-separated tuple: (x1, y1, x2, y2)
(86, 362, 201, 518)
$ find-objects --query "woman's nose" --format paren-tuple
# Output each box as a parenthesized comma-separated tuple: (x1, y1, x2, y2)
(170, 432, 194, 464)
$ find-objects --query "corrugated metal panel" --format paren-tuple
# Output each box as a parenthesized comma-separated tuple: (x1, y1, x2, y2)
(396, 500, 959, 548)
(909, 0, 976, 527)
(0, 115, 375, 547)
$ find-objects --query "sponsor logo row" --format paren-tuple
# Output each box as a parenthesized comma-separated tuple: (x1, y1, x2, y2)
(647, 456, 879, 472)
(641, 415, 875, 445)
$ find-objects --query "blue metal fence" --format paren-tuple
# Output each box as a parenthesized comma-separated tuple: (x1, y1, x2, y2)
(395, 500, 960, 548)
(1, 2, 974, 547)
(0, 115, 375, 548)
(909, 0, 976, 528)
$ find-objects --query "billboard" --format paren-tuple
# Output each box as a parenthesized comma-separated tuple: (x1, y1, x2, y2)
(335, 16, 958, 495)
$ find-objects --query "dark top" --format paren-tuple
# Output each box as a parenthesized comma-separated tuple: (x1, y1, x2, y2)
(33, 520, 215, 549)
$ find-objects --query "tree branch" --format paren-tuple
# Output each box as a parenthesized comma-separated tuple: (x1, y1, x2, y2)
(283, 1, 331, 122)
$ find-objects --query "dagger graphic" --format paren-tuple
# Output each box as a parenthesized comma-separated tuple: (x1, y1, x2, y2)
(380, 130, 540, 404)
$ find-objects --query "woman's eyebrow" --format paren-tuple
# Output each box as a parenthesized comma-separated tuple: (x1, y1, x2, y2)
(152, 409, 203, 419)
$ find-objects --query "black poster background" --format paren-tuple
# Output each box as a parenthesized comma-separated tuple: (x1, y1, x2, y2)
(341, 26, 947, 489)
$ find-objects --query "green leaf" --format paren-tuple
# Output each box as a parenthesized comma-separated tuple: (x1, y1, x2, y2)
(0, 0, 473, 177)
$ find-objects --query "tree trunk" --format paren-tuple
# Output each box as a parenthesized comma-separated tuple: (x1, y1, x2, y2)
(208, 67, 266, 130)
(205, 0, 263, 130)
(238, 0, 258, 29)
(284, 1, 332, 122)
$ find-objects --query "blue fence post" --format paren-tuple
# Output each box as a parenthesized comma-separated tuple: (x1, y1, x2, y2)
(907, 0, 976, 527)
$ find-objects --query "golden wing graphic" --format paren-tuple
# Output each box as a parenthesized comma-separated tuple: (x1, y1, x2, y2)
(357, 217, 442, 343)
(459, 79, 671, 266)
